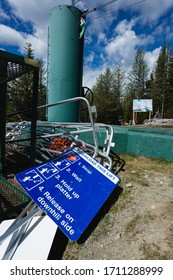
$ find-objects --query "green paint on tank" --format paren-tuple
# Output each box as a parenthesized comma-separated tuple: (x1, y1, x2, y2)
(47, 5, 85, 122)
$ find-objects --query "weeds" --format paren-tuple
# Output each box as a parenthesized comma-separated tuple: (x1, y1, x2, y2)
(168, 182, 173, 188)
(139, 242, 168, 260)
(125, 214, 141, 235)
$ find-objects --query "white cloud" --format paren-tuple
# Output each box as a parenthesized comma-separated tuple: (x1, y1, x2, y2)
(145, 47, 161, 74)
(7, 0, 71, 27)
(0, 9, 10, 20)
(83, 12, 162, 88)
(83, 64, 107, 88)
(97, 32, 107, 44)
(0, 24, 25, 46)
(152, 19, 173, 42)
(105, 19, 141, 68)
(24, 34, 47, 60)
(5, 0, 74, 59)
(136, 0, 173, 24)
(103, 17, 158, 73)
(0, 23, 47, 60)
(85, 52, 95, 64)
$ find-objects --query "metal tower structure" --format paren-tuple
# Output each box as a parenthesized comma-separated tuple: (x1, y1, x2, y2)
(47, 5, 85, 122)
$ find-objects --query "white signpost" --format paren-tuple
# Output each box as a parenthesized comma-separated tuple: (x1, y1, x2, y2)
(132, 99, 153, 125)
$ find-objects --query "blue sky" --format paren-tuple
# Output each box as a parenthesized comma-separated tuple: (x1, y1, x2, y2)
(0, 0, 173, 88)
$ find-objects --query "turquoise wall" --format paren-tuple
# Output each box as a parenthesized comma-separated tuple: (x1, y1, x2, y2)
(113, 126, 173, 161)
(81, 126, 173, 161)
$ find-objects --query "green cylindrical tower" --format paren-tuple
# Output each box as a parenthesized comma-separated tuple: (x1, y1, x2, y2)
(47, 5, 85, 122)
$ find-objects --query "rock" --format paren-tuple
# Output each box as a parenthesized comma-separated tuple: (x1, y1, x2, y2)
(115, 232, 121, 240)
(109, 217, 114, 223)
(125, 182, 134, 189)
(109, 232, 121, 240)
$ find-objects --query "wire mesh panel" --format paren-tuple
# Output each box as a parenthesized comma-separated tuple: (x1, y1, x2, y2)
(0, 177, 30, 222)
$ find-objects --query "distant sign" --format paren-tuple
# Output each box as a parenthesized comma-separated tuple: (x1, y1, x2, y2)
(15, 148, 120, 241)
(133, 99, 153, 112)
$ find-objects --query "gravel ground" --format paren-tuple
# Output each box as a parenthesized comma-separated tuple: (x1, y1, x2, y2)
(62, 155, 173, 260)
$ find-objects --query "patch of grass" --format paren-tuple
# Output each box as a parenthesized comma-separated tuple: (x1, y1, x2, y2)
(140, 178, 150, 187)
(166, 223, 173, 258)
(120, 189, 129, 199)
(168, 182, 173, 187)
(110, 188, 132, 212)
(122, 172, 150, 187)
(68, 241, 76, 247)
(120, 154, 173, 174)
(125, 214, 141, 235)
(143, 211, 156, 222)
(139, 242, 168, 260)
(140, 219, 173, 260)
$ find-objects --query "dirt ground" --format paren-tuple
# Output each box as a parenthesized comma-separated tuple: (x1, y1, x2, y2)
(62, 154, 173, 260)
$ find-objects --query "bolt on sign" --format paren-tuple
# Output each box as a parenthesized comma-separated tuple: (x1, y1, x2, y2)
(15, 147, 120, 241)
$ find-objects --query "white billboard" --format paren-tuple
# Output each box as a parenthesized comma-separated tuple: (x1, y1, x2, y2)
(133, 99, 153, 112)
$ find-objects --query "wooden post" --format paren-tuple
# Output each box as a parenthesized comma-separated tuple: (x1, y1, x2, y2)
(132, 111, 136, 125)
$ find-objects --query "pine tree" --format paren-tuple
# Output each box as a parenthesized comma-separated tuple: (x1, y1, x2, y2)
(148, 42, 173, 118)
(112, 61, 125, 123)
(152, 42, 169, 118)
(93, 67, 122, 124)
(112, 62, 125, 98)
(166, 55, 173, 117)
(128, 48, 149, 99)
(125, 48, 149, 123)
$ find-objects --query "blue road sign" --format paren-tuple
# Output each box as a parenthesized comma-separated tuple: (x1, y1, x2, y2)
(15, 147, 120, 241)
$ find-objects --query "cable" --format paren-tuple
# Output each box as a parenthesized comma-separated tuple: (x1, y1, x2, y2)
(73, 0, 82, 5)
(85, 0, 119, 15)
(91, 0, 146, 20)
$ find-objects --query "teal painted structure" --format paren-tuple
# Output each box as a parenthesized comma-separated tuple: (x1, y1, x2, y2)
(113, 126, 173, 161)
(47, 5, 84, 122)
(80, 126, 173, 161)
